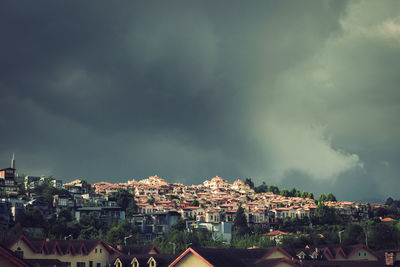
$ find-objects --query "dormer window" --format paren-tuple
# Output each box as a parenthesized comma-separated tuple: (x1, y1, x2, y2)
(311, 251, 318, 259)
(296, 251, 306, 260)
(131, 258, 139, 267)
(147, 257, 156, 267)
(115, 259, 122, 267)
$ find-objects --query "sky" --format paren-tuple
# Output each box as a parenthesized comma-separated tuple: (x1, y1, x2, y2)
(1, 1, 399, 202)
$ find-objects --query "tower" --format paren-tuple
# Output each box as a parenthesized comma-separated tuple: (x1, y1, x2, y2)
(11, 153, 15, 169)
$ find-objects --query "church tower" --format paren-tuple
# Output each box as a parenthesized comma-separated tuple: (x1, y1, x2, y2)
(11, 153, 15, 169)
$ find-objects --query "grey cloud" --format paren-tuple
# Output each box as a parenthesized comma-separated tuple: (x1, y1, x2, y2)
(0, 0, 398, 201)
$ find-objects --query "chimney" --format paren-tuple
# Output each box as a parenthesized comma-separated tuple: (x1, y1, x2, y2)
(385, 252, 395, 266)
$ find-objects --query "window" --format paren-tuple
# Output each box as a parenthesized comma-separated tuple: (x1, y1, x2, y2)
(89, 261, 93, 267)
(96, 263, 101, 267)
(358, 252, 361, 257)
(100, 248, 102, 253)
(132, 258, 139, 267)
(64, 262, 71, 267)
(77, 263, 85, 267)
(297, 251, 306, 260)
(95, 248, 97, 253)
(147, 258, 156, 267)
(364, 252, 367, 256)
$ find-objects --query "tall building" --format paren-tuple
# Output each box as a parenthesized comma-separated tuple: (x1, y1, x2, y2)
(0, 154, 18, 196)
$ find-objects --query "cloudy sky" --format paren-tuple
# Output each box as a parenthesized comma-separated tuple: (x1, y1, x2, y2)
(1, 1, 399, 202)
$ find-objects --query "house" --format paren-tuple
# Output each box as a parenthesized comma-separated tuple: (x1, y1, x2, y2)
(0, 168, 18, 196)
(168, 247, 298, 267)
(272, 208, 296, 220)
(169, 246, 388, 267)
(1, 198, 26, 222)
(131, 211, 180, 243)
(63, 180, 91, 195)
(330, 245, 380, 261)
(3, 235, 120, 267)
(75, 206, 125, 224)
(116, 244, 161, 255)
(53, 194, 75, 215)
(231, 180, 252, 193)
(137, 203, 154, 214)
(24, 176, 42, 191)
(203, 177, 229, 189)
(266, 231, 293, 245)
(0, 243, 31, 267)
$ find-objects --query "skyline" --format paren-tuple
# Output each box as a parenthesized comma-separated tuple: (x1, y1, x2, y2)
(1, 1, 400, 202)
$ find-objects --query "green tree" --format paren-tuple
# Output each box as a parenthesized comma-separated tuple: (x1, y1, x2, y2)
(109, 189, 134, 210)
(244, 178, 254, 189)
(280, 189, 290, 197)
(301, 192, 313, 199)
(232, 206, 249, 240)
(58, 208, 73, 222)
(386, 197, 394, 206)
(268, 185, 280, 195)
(326, 193, 337, 202)
(105, 220, 140, 246)
(22, 207, 47, 227)
(342, 223, 364, 245)
(290, 188, 300, 197)
(171, 217, 186, 232)
(147, 196, 156, 205)
(125, 199, 138, 217)
(8, 222, 25, 235)
(368, 221, 399, 249)
(318, 194, 327, 203)
(315, 204, 341, 225)
(190, 199, 200, 207)
(254, 182, 268, 193)
(78, 213, 105, 239)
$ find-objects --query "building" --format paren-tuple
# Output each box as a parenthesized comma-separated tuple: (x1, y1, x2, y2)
(132, 211, 180, 243)
(75, 206, 125, 224)
(168, 247, 298, 267)
(0, 243, 31, 267)
(64, 180, 92, 195)
(0, 168, 18, 196)
(3, 235, 120, 267)
(168, 245, 385, 267)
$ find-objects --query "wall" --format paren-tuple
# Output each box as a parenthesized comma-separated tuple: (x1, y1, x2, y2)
(10, 241, 115, 267)
(174, 253, 211, 267)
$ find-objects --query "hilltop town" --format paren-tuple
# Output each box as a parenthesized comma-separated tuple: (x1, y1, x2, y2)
(1, 158, 400, 267)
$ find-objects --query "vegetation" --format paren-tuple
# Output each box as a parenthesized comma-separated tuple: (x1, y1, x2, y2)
(154, 220, 226, 254)
(244, 178, 314, 199)
(232, 206, 249, 240)
(6, 176, 400, 251)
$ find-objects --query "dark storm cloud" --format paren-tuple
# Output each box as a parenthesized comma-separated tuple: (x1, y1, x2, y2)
(1, 0, 399, 201)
